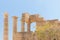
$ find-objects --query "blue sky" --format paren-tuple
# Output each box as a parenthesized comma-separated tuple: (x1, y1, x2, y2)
(0, 0, 60, 40)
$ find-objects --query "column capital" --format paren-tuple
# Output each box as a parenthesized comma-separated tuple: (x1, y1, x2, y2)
(4, 12, 8, 18)
(12, 16, 18, 19)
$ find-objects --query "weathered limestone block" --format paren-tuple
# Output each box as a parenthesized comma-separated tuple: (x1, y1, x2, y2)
(15, 32, 33, 40)
(22, 13, 29, 23)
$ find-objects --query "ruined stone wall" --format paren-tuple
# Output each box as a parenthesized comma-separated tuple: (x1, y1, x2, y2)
(3, 13, 60, 40)
(12, 13, 39, 40)
(15, 32, 33, 40)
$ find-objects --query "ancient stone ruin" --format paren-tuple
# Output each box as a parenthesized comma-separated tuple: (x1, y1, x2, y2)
(3, 12, 60, 40)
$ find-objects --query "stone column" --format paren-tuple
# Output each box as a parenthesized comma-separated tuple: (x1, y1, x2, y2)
(13, 16, 18, 40)
(4, 12, 8, 40)
(21, 14, 25, 32)
(27, 18, 30, 32)
(21, 22, 25, 32)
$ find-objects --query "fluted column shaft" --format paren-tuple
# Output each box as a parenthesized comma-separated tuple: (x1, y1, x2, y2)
(13, 16, 18, 40)
(21, 22, 25, 32)
(4, 13, 8, 40)
(27, 18, 30, 32)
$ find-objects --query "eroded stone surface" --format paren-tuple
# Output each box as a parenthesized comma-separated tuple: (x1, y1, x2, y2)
(4, 12, 8, 40)
(4, 13, 60, 40)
